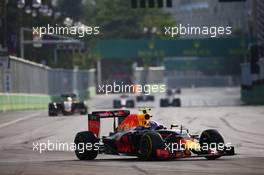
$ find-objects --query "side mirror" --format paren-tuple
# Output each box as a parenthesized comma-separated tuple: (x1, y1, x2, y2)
(170, 124, 179, 129)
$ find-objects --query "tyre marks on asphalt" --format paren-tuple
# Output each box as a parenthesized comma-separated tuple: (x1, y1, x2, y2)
(131, 165, 150, 175)
(186, 116, 198, 124)
(200, 124, 220, 129)
(220, 117, 264, 137)
(21, 134, 53, 145)
(0, 112, 41, 129)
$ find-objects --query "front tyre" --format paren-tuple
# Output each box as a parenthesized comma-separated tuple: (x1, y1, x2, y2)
(148, 95, 155, 101)
(80, 107, 88, 115)
(171, 98, 181, 107)
(48, 111, 58, 117)
(74, 131, 99, 160)
(199, 129, 224, 160)
(160, 99, 169, 107)
(113, 100, 121, 108)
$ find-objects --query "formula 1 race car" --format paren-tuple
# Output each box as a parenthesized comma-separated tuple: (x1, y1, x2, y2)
(113, 94, 135, 108)
(74, 109, 235, 160)
(48, 93, 87, 116)
(160, 89, 181, 107)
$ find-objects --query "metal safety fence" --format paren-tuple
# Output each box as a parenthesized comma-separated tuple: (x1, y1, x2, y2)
(0, 56, 95, 111)
(166, 75, 240, 88)
(132, 66, 239, 88)
(133, 66, 165, 85)
(0, 56, 95, 96)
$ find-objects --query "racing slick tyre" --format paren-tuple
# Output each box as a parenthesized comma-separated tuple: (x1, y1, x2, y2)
(74, 131, 99, 160)
(148, 95, 155, 101)
(113, 100, 121, 108)
(160, 99, 169, 107)
(171, 98, 181, 107)
(48, 111, 58, 117)
(126, 100, 135, 108)
(48, 104, 58, 116)
(136, 96, 143, 102)
(80, 107, 88, 115)
(199, 129, 224, 160)
(138, 132, 165, 160)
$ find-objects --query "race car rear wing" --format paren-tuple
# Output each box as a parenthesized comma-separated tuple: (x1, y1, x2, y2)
(88, 110, 130, 137)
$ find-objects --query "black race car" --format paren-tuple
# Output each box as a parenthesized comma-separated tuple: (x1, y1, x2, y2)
(48, 93, 87, 116)
(74, 109, 235, 160)
(113, 94, 135, 108)
(160, 88, 181, 107)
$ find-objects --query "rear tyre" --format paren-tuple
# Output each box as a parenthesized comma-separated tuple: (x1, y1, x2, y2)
(160, 99, 169, 107)
(148, 95, 155, 101)
(113, 100, 121, 108)
(171, 98, 181, 107)
(48, 111, 57, 116)
(48, 104, 58, 116)
(80, 107, 88, 115)
(126, 100, 135, 108)
(199, 129, 224, 160)
(138, 132, 164, 160)
(136, 96, 143, 102)
(74, 131, 99, 160)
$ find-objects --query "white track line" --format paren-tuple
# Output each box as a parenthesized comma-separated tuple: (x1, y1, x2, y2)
(0, 112, 41, 129)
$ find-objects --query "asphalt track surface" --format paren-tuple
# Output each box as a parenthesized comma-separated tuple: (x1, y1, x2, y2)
(0, 87, 264, 175)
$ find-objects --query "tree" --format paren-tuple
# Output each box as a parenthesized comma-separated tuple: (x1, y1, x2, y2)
(32, 0, 176, 68)
(74, 0, 176, 68)
(81, 0, 176, 39)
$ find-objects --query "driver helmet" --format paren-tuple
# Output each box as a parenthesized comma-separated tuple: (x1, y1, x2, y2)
(67, 97, 72, 101)
(149, 121, 159, 129)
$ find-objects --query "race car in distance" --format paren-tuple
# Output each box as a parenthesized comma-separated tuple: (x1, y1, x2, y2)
(74, 109, 235, 160)
(113, 94, 135, 108)
(48, 93, 87, 116)
(136, 94, 155, 102)
(160, 88, 181, 107)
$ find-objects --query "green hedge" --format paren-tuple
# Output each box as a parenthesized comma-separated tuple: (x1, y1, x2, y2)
(0, 87, 96, 112)
(0, 94, 51, 112)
